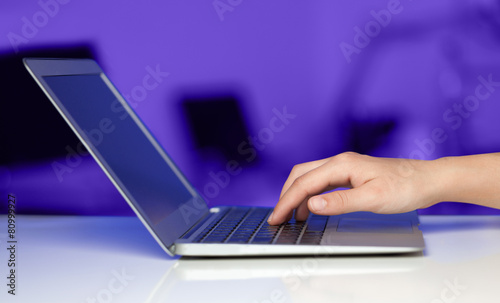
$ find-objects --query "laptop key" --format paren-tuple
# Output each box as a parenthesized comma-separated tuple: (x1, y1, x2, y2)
(297, 216, 328, 244)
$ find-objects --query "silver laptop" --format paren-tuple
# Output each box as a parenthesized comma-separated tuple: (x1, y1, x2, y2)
(24, 58, 425, 257)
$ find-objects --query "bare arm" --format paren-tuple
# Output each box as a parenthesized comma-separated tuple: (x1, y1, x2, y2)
(267, 152, 500, 225)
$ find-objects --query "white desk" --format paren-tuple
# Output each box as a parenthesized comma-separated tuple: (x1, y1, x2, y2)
(1, 215, 499, 303)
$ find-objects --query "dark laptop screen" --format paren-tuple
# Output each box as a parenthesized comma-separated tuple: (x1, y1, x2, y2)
(43, 74, 206, 247)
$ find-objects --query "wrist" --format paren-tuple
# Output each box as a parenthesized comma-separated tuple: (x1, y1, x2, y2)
(417, 157, 452, 208)
(427, 154, 496, 206)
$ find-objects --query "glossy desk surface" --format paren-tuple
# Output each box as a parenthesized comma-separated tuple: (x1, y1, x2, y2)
(1, 215, 499, 302)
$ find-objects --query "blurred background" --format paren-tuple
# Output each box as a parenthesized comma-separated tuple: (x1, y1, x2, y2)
(2, 0, 500, 215)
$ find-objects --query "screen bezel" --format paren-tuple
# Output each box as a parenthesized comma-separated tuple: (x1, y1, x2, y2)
(24, 58, 209, 256)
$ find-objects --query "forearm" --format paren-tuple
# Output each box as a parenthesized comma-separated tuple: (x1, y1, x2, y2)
(431, 153, 500, 209)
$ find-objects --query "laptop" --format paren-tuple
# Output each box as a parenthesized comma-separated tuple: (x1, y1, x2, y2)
(24, 58, 425, 257)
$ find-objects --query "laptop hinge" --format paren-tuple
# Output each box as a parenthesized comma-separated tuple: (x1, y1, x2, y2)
(177, 210, 213, 240)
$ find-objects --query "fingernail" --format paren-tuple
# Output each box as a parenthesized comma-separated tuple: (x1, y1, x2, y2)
(310, 197, 326, 212)
(267, 211, 274, 223)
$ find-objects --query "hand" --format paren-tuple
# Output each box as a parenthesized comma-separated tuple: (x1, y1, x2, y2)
(267, 152, 441, 225)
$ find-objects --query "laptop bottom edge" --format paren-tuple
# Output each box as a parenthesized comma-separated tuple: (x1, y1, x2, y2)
(173, 242, 424, 257)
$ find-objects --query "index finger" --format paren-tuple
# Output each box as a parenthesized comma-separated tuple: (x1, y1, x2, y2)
(268, 159, 352, 225)
(279, 157, 331, 199)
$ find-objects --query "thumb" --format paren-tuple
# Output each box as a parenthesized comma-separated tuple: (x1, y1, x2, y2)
(307, 186, 379, 215)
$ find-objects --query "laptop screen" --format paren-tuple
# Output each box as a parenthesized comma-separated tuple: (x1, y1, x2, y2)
(42, 73, 207, 249)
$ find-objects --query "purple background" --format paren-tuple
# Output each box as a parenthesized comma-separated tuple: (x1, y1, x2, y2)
(2, 0, 500, 215)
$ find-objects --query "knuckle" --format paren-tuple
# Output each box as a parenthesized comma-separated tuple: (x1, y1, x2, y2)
(343, 151, 359, 156)
(292, 175, 313, 196)
(293, 174, 308, 188)
(290, 163, 306, 177)
(334, 151, 359, 164)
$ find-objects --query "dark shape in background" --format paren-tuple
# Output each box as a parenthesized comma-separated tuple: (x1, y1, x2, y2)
(182, 94, 256, 165)
(0, 46, 132, 216)
(0, 46, 95, 165)
(345, 118, 397, 155)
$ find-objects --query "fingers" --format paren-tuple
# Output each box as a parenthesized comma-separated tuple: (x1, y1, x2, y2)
(269, 156, 354, 225)
(279, 157, 331, 199)
(271, 157, 333, 224)
(295, 199, 311, 221)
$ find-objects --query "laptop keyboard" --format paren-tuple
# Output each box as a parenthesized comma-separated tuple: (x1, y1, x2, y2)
(191, 207, 328, 245)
